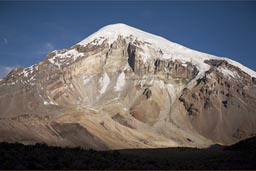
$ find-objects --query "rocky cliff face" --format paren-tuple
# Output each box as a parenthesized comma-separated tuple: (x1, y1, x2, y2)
(0, 23, 256, 150)
(179, 59, 256, 144)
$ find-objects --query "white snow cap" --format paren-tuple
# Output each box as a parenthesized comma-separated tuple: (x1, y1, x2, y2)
(78, 23, 256, 78)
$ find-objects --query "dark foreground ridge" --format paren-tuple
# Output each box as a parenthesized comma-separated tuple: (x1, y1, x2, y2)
(1, 137, 256, 170)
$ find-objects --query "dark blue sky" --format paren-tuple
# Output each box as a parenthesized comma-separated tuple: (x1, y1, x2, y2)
(0, 1, 256, 78)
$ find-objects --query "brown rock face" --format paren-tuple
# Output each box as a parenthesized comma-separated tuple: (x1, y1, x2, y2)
(127, 41, 199, 84)
(179, 60, 256, 144)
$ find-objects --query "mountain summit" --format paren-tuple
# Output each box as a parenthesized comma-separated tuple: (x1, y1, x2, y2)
(0, 23, 256, 150)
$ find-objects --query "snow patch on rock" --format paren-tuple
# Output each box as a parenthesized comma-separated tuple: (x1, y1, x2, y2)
(99, 72, 110, 94)
(218, 67, 240, 79)
(222, 58, 256, 78)
(138, 44, 152, 63)
(91, 36, 105, 46)
(115, 72, 126, 91)
(43, 100, 55, 105)
(48, 49, 84, 68)
(21, 64, 37, 78)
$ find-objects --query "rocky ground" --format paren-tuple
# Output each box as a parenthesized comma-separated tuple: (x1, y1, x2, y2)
(0, 137, 256, 170)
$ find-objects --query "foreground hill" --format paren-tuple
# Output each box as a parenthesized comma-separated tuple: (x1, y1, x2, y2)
(1, 137, 256, 169)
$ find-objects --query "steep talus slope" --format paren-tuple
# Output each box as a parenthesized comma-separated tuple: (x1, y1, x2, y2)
(0, 23, 256, 150)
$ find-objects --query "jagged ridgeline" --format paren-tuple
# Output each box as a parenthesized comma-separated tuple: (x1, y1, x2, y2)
(0, 23, 256, 150)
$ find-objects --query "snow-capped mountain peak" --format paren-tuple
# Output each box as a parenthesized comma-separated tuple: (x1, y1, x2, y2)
(77, 23, 256, 78)
(1, 23, 256, 150)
